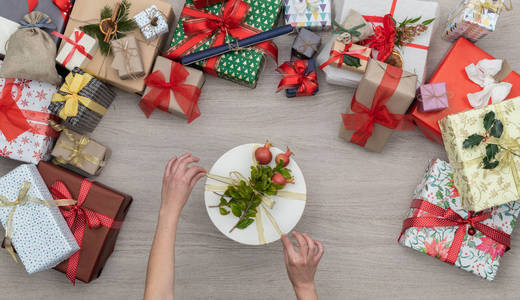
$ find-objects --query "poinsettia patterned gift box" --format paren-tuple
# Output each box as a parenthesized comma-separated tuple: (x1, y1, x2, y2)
(0, 62, 59, 164)
(399, 159, 520, 281)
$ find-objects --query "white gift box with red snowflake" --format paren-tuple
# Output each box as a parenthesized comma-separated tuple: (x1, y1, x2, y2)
(0, 66, 59, 164)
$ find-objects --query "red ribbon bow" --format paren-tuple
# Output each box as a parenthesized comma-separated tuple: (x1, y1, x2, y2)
(165, 0, 278, 75)
(319, 41, 369, 70)
(53, 31, 93, 67)
(27, 0, 73, 20)
(341, 64, 413, 147)
(276, 60, 318, 97)
(361, 14, 396, 62)
(0, 79, 31, 142)
(139, 60, 201, 123)
(400, 199, 511, 264)
(50, 180, 116, 285)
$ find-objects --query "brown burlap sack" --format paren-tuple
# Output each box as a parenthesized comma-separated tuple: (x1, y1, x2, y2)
(0, 12, 60, 85)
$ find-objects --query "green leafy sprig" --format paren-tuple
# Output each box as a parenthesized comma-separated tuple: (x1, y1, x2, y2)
(332, 20, 366, 38)
(343, 54, 361, 68)
(392, 16, 435, 48)
(209, 161, 293, 232)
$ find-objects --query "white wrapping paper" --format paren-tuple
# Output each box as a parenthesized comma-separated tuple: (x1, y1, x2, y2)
(56, 28, 98, 71)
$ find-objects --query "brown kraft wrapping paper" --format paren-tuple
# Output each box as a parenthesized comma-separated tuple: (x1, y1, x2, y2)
(339, 60, 418, 152)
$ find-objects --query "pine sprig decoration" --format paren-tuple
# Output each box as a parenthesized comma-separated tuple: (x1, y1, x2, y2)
(80, 0, 137, 55)
(393, 16, 435, 47)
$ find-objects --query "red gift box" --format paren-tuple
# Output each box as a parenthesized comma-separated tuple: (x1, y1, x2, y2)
(411, 37, 520, 144)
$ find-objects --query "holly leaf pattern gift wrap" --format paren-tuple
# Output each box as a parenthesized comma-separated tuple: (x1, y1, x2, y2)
(165, 0, 282, 88)
(399, 159, 520, 281)
(439, 97, 520, 212)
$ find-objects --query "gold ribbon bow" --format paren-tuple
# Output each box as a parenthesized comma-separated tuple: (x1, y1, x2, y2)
(0, 182, 76, 262)
(51, 73, 107, 120)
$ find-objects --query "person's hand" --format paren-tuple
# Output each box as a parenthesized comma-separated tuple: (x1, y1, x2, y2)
(161, 153, 206, 215)
(282, 232, 324, 300)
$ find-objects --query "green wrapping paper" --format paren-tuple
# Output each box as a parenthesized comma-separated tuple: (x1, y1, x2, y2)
(166, 0, 282, 88)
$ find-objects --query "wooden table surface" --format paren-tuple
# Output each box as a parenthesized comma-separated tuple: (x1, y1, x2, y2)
(1, 1, 520, 299)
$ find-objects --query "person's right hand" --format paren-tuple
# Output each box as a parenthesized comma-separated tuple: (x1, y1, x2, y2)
(282, 232, 324, 300)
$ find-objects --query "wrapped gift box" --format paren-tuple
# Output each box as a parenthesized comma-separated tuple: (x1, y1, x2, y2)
(48, 68, 115, 133)
(56, 28, 98, 71)
(283, 0, 332, 31)
(317, 0, 439, 87)
(411, 38, 520, 144)
(60, 0, 174, 94)
(0, 62, 60, 164)
(0, 16, 18, 57)
(110, 35, 145, 80)
(416, 82, 449, 113)
(133, 5, 169, 41)
(0, 164, 79, 274)
(37, 161, 133, 284)
(439, 97, 520, 212)
(292, 28, 321, 59)
(0, 0, 74, 46)
(339, 60, 417, 152)
(277, 59, 319, 98)
(166, 0, 282, 88)
(321, 39, 371, 73)
(399, 159, 520, 281)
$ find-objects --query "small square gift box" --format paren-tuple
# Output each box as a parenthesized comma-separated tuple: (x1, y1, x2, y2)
(139, 56, 204, 123)
(110, 35, 145, 80)
(0, 164, 79, 274)
(332, 10, 374, 44)
(37, 161, 133, 284)
(339, 60, 417, 152)
(0, 16, 18, 57)
(48, 68, 116, 133)
(411, 38, 520, 144)
(291, 28, 321, 59)
(399, 159, 520, 281)
(55, 28, 98, 71)
(283, 0, 332, 31)
(276, 59, 319, 98)
(439, 97, 520, 212)
(0, 63, 60, 164)
(133, 5, 169, 41)
(319, 36, 371, 74)
(49, 121, 110, 177)
(416, 82, 450, 113)
(443, 0, 512, 43)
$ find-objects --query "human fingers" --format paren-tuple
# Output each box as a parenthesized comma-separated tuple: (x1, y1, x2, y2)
(292, 232, 308, 254)
(281, 234, 297, 257)
(170, 153, 191, 175)
(314, 240, 324, 264)
(176, 156, 200, 176)
(302, 233, 315, 258)
(189, 167, 207, 189)
(164, 156, 177, 178)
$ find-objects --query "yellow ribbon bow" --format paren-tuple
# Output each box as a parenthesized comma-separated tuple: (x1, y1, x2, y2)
(51, 72, 107, 120)
(0, 182, 76, 262)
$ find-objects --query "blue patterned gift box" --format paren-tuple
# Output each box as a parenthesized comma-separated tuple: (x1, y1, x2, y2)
(284, 0, 331, 30)
(0, 164, 79, 274)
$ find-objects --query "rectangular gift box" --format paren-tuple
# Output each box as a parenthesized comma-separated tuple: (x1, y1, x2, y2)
(283, 0, 332, 31)
(48, 68, 115, 133)
(416, 82, 449, 113)
(399, 159, 520, 281)
(60, 0, 174, 94)
(110, 35, 145, 80)
(0, 164, 79, 274)
(411, 38, 520, 144)
(37, 161, 133, 283)
(133, 5, 169, 42)
(291, 28, 321, 59)
(285, 59, 319, 98)
(0, 62, 60, 164)
(0, 16, 18, 57)
(0, 0, 74, 46)
(327, 39, 371, 73)
(56, 28, 98, 71)
(439, 97, 520, 212)
(317, 0, 439, 88)
(166, 0, 282, 88)
(339, 60, 417, 152)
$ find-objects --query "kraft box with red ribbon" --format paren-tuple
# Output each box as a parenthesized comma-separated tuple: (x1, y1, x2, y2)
(165, 0, 283, 88)
(0, 61, 60, 164)
(339, 59, 417, 153)
(37, 161, 133, 284)
(399, 159, 520, 281)
(411, 37, 520, 144)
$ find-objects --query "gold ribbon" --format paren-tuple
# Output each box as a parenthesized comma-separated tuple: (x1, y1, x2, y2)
(0, 182, 76, 262)
(449, 0, 512, 25)
(51, 72, 107, 120)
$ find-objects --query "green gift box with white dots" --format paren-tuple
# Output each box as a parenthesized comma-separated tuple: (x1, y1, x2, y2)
(169, 0, 282, 88)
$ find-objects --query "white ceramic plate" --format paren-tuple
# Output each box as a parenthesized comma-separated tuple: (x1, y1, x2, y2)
(204, 143, 307, 245)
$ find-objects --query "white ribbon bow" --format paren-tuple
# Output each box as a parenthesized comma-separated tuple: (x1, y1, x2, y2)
(465, 59, 512, 108)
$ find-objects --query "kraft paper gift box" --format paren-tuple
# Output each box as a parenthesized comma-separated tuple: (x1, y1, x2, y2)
(48, 68, 115, 133)
(0, 61, 60, 164)
(399, 159, 520, 281)
(291, 28, 321, 59)
(321, 38, 371, 73)
(133, 5, 169, 42)
(439, 97, 520, 212)
(37, 162, 132, 284)
(317, 0, 439, 88)
(0, 164, 79, 274)
(411, 38, 520, 144)
(443, 0, 509, 43)
(0, 16, 18, 57)
(416, 82, 449, 113)
(283, 0, 332, 31)
(60, 0, 174, 94)
(166, 0, 282, 89)
(56, 28, 98, 71)
(339, 59, 417, 152)
(140, 56, 205, 123)
(110, 35, 145, 80)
